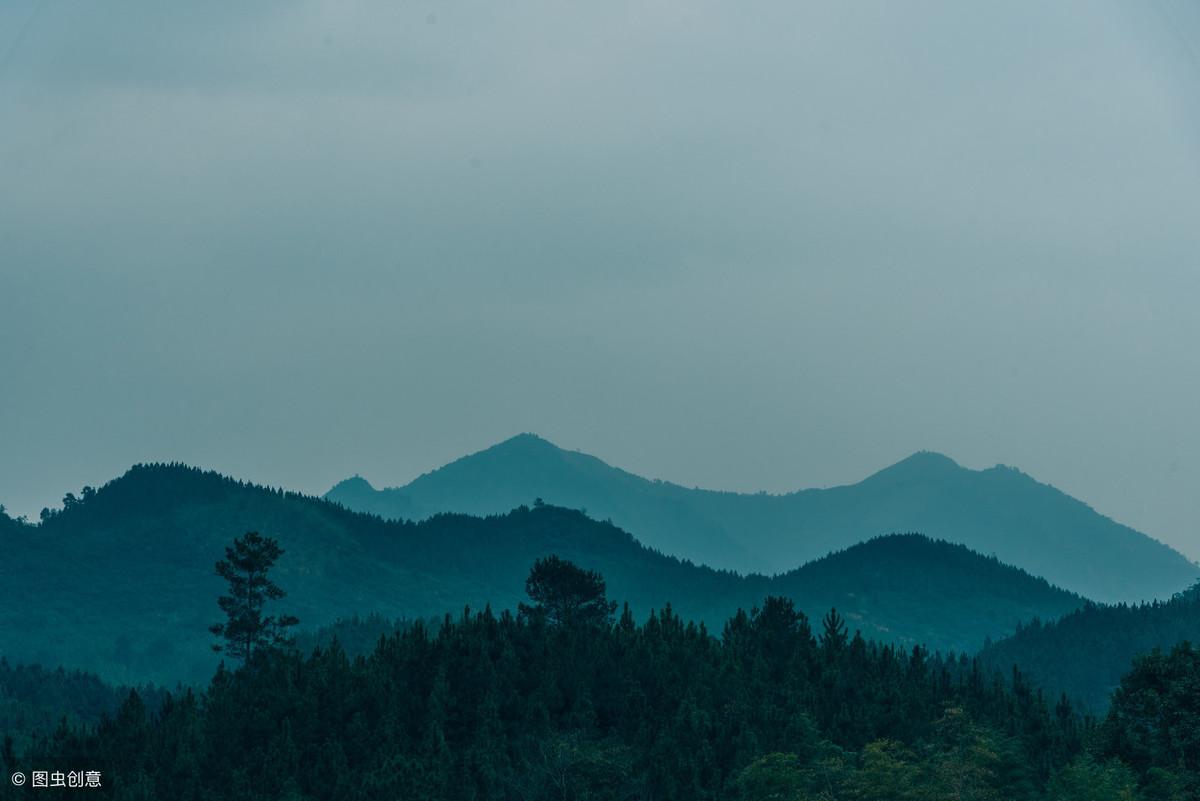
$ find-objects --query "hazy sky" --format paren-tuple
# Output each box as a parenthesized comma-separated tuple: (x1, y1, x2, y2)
(3, 1, 1200, 559)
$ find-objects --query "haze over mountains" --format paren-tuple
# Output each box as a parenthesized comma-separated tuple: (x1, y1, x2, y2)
(327, 434, 1197, 603)
(0, 463, 1083, 685)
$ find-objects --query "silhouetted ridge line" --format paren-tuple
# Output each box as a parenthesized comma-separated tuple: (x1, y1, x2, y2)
(327, 435, 1196, 602)
(4, 461, 1084, 686)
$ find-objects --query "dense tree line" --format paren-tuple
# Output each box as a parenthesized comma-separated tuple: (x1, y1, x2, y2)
(1094, 641, 1200, 798)
(292, 613, 426, 658)
(5, 554, 1199, 799)
(0, 661, 164, 754)
(5, 557, 1089, 800)
(980, 585, 1200, 712)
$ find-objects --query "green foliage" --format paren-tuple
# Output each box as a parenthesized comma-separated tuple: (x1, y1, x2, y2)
(981, 589, 1200, 713)
(845, 739, 922, 801)
(923, 708, 1007, 801)
(519, 555, 617, 627)
(292, 613, 427, 658)
(513, 733, 640, 800)
(0, 660, 165, 752)
(1046, 755, 1141, 801)
(735, 751, 835, 800)
(209, 532, 298, 662)
(1097, 642, 1200, 795)
(9, 595, 1088, 801)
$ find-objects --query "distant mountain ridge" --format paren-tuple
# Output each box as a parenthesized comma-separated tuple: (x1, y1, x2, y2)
(327, 434, 1197, 603)
(1, 463, 1083, 685)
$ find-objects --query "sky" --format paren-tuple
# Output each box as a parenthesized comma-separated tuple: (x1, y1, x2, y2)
(3, 1, 1200, 559)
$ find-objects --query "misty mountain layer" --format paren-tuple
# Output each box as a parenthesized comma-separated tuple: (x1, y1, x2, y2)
(328, 434, 1197, 603)
(1, 463, 1082, 685)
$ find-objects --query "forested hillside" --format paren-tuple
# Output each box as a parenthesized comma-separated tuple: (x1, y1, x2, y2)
(773, 534, 1081, 654)
(980, 585, 1200, 713)
(2, 596, 1089, 801)
(0, 463, 1083, 684)
(0, 659, 166, 755)
(327, 434, 1196, 602)
(9, 583, 1196, 801)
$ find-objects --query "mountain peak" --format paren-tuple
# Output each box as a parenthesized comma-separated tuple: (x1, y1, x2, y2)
(864, 451, 963, 484)
(326, 439, 1197, 603)
(896, 450, 961, 470)
(417, 432, 597, 484)
(487, 432, 564, 457)
(329, 475, 376, 494)
(427, 433, 576, 476)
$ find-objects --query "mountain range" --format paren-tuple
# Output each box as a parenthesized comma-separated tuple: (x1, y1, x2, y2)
(326, 434, 1197, 603)
(0, 463, 1083, 685)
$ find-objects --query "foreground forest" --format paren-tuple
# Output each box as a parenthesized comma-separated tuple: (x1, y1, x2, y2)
(3, 557, 1196, 801)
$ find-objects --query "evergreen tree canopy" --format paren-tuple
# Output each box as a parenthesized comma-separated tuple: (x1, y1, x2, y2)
(1098, 641, 1200, 794)
(519, 554, 617, 627)
(209, 531, 298, 662)
(6, 581, 1108, 801)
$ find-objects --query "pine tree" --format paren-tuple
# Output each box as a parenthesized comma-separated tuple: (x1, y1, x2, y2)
(209, 531, 299, 663)
(821, 608, 849, 652)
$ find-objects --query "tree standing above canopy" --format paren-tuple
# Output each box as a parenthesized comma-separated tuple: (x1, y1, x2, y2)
(209, 531, 299, 663)
(821, 608, 849, 652)
(519, 555, 617, 627)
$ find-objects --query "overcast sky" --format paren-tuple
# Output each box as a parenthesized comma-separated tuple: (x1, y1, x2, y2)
(3, 1, 1199, 559)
